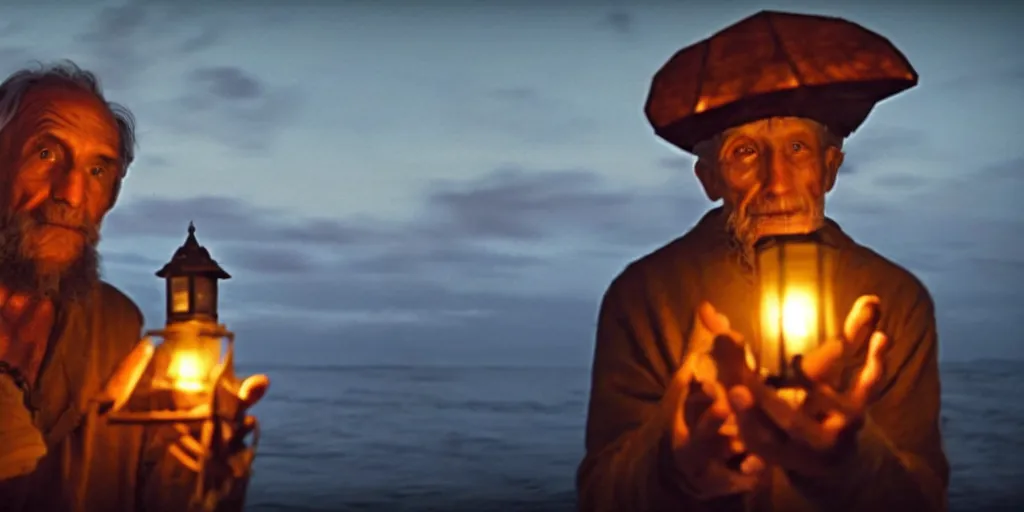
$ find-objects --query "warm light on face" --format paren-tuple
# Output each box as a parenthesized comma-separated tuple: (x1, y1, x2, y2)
(166, 350, 210, 393)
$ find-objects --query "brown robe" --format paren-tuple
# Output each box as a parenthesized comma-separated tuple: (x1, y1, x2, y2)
(576, 208, 949, 512)
(0, 282, 205, 512)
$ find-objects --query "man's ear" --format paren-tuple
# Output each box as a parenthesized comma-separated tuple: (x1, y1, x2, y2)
(823, 146, 844, 193)
(695, 159, 722, 201)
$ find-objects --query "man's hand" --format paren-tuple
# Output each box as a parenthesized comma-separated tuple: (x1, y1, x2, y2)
(99, 341, 270, 473)
(720, 295, 889, 477)
(0, 287, 56, 389)
(668, 302, 765, 500)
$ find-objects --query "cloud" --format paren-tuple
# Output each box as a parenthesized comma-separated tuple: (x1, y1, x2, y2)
(104, 195, 380, 246)
(103, 164, 706, 358)
(177, 26, 223, 55)
(599, 10, 634, 36)
(934, 63, 1024, 91)
(151, 65, 301, 152)
(423, 167, 627, 240)
(66, 3, 292, 153)
(189, 66, 264, 100)
(0, 46, 37, 72)
(71, 2, 230, 90)
(657, 156, 694, 172)
(977, 156, 1022, 180)
(840, 125, 930, 176)
(106, 165, 701, 280)
(135, 153, 172, 170)
(101, 156, 1024, 364)
(443, 86, 598, 146)
(73, 3, 161, 90)
(219, 245, 320, 275)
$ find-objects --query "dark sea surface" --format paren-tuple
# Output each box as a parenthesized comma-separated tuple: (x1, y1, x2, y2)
(238, 360, 1024, 511)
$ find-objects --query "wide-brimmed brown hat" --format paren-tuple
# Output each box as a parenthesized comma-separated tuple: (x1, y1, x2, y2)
(645, 10, 918, 154)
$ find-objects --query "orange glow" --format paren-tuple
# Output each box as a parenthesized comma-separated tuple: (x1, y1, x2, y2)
(762, 286, 818, 357)
(166, 350, 210, 393)
(776, 387, 807, 409)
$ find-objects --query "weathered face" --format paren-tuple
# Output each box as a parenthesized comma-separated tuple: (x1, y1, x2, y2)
(0, 81, 121, 297)
(694, 116, 844, 248)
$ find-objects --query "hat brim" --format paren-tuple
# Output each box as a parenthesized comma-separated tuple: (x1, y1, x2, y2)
(649, 79, 915, 155)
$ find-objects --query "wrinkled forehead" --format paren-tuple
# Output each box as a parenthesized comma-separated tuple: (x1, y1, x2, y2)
(721, 116, 825, 143)
(12, 82, 119, 138)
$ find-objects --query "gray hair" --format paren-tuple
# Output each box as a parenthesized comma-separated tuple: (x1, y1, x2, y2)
(0, 60, 137, 185)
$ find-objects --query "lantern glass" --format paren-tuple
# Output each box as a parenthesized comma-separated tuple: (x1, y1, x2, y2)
(193, 276, 215, 317)
(754, 235, 838, 384)
(170, 276, 191, 314)
(149, 326, 227, 408)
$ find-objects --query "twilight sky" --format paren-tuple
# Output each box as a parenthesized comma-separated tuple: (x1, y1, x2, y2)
(3, 0, 1021, 365)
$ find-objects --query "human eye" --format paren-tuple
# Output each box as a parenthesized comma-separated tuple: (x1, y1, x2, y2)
(38, 146, 56, 161)
(89, 166, 107, 177)
(732, 144, 757, 158)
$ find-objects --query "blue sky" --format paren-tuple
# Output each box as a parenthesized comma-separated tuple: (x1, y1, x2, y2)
(3, 1, 1021, 365)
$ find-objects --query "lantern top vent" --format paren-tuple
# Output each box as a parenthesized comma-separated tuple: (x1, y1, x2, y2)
(156, 222, 231, 280)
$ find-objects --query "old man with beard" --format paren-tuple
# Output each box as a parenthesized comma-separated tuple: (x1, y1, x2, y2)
(0, 62, 267, 512)
(576, 12, 949, 512)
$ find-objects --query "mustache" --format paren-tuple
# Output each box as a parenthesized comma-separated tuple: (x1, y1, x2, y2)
(742, 193, 812, 216)
(26, 202, 100, 239)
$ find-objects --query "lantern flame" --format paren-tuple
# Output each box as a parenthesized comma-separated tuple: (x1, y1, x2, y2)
(762, 286, 818, 357)
(167, 350, 209, 393)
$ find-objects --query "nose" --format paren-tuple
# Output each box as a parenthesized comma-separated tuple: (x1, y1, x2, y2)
(51, 166, 86, 209)
(762, 148, 793, 197)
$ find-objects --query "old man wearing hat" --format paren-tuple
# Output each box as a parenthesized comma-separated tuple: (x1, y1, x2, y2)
(577, 11, 948, 512)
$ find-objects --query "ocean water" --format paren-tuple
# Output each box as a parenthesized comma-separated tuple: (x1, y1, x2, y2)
(239, 360, 1024, 511)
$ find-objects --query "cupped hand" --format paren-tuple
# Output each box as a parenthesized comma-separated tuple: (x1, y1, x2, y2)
(720, 295, 890, 477)
(669, 302, 764, 499)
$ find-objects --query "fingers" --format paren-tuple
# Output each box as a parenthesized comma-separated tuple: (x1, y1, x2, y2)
(688, 301, 734, 356)
(687, 401, 733, 462)
(801, 295, 881, 383)
(710, 334, 749, 390)
(728, 385, 834, 471)
(698, 301, 731, 334)
(238, 374, 270, 409)
(799, 339, 844, 381)
(697, 463, 761, 496)
(848, 331, 888, 409)
(739, 453, 765, 476)
(690, 352, 718, 387)
(843, 295, 880, 349)
(683, 377, 715, 428)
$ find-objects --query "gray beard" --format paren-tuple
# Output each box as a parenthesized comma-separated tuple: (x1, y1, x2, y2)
(723, 205, 826, 271)
(724, 207, 759, 271)
(0, 212, 101, 304)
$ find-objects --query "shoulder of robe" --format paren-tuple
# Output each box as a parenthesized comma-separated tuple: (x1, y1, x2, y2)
(844, 238, 934, 302)
(604, 228, 708, 301)
(841, 239, 937, 338)
(95, 280, 146, 354)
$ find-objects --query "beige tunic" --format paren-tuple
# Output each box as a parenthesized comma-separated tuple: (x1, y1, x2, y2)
(0, 282, 213, 512)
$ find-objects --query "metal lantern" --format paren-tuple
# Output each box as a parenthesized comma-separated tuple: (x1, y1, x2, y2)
(754, 233, 839, 388)
(161, 222, 228, 325)
(99, 222, 250, 512)
(105, 222, 236, 422)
